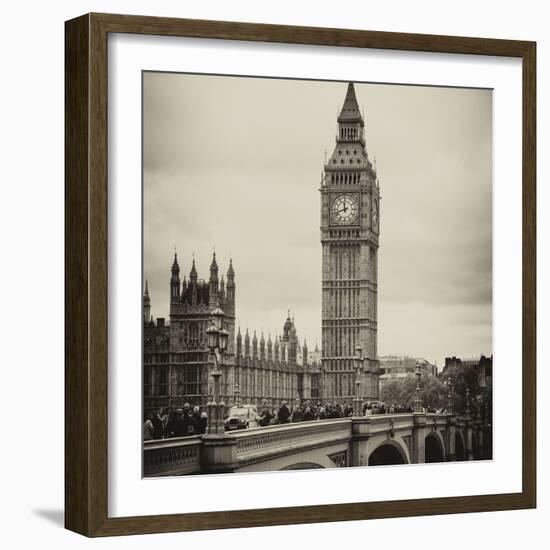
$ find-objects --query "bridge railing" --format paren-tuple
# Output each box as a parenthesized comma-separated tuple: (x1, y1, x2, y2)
(144, 435, 202, 477)
(143, 413, 483, 476)
(358, 412, 416, 434)
(426, 413, 449, 428)
(232, 418, 353, 467)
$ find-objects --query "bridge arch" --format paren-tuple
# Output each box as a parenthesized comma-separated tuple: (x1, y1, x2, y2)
(455, 431, 466, 461)
(425, 432, 445, 463)
(280, 462, 325, 471)
(472, 432, 481, 459)
(368, 440, 409, 466)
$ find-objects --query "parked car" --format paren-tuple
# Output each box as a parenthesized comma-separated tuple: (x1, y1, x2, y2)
(363, 401, 383, 413)
(224, 405, 260, 431)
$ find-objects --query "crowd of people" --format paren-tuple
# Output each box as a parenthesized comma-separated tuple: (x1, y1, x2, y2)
(144, 399, 447, 440)
(258, 400, 354, 425)
(143, 404, 208, 440)
(256, 400, 443, 425)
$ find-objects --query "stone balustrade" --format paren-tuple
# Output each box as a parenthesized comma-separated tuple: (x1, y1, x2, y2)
(233, 418, 352, 467)
(143, 413, 489, 476)
(144, 435, 202, 476)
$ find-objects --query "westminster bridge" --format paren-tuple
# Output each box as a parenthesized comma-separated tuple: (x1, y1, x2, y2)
(144, 413, 491, 476)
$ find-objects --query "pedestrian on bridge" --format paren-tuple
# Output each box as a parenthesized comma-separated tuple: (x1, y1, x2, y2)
(303, 406, 314, 421)
(176, 405, 197, 437)
(199, 412, 208, 434)
(278, 401, 290, 424)
(165, 410, 179, 438)
(260, 399, 273, 426)
(193, 406, 206, 434)
(151, 410, 164, 439)
(291, 403, 304, 422)
(143, 414, 154, 441)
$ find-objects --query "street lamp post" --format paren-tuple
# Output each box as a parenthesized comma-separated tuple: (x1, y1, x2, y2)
(233, 382, 240, 406)
(446, 376, 454, 415)
(413, 364, 423, 413)
(353, 346, 363, 416)
(476, 395, 482, 421)
(483, 389, 489, 424)
(465, 386, 471, 417)
(206, 306, 229, 435)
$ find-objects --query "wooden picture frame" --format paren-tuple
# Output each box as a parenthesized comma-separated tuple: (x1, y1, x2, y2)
(65, 12, 536, 537)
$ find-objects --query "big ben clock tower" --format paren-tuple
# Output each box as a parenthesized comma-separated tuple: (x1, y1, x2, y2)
(321, 82, 380, 403)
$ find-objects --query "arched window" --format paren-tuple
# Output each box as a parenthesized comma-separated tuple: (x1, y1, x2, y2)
(189, 322, 199, 347)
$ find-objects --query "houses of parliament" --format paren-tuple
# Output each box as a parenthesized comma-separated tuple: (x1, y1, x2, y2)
(143, 82, 380, 414)
(143, 253, 323, 413)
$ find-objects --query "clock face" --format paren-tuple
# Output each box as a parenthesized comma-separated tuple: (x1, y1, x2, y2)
(331, 194, 358, 225)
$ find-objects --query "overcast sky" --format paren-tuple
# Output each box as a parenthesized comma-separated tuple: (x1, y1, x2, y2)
(143, 73, 492, 368)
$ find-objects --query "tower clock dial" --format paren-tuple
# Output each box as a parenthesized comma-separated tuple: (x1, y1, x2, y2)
(331, 194, 359, 225)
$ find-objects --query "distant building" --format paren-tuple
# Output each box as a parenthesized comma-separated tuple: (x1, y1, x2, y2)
(307, 344, 321, 369)
(441, 355, 493, 392)
(378, 355, 437, 392)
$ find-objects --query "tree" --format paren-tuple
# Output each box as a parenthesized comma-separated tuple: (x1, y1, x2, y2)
(380, 373, 448, 410)
(420, 374, 448, 410)
(450, 364, 482, 416)
(379, 379, 405, 406)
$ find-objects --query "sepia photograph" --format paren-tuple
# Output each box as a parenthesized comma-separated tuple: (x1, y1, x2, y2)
(142, 73, 493, 476)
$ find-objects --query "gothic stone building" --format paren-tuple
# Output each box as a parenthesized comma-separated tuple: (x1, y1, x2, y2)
(143, 253, 322, 415)
(441, 355, 493, 395)
(234, 317, 323, 407)
(143, 252, 235, 413)
(321, 82, 381, 402)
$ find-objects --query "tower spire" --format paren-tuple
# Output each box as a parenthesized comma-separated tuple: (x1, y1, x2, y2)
(143, 279, 151, 323)
(209, 251, 219, 306)
(236, 326, 242, 357)
(331, 82, 366, 150)
(210, 251, 218, 273)
(171, 250, 180, 274)
(244, 328, 251, 357)
(189, 257, 197, 283)
(170, 251, 181, 304)
(252, 330, 258, 359)
(338, 82, 363, 123)
(226, 258, 235, 304)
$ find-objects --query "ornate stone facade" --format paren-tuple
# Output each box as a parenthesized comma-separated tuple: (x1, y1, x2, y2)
(143, 254, 322, 414)
(233, 316, 322, 407)
(320, 82, 381, 402)
(144, 252, 233, 412)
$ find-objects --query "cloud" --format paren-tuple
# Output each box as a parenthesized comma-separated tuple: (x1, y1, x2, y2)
(143, 73, 492, 366)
